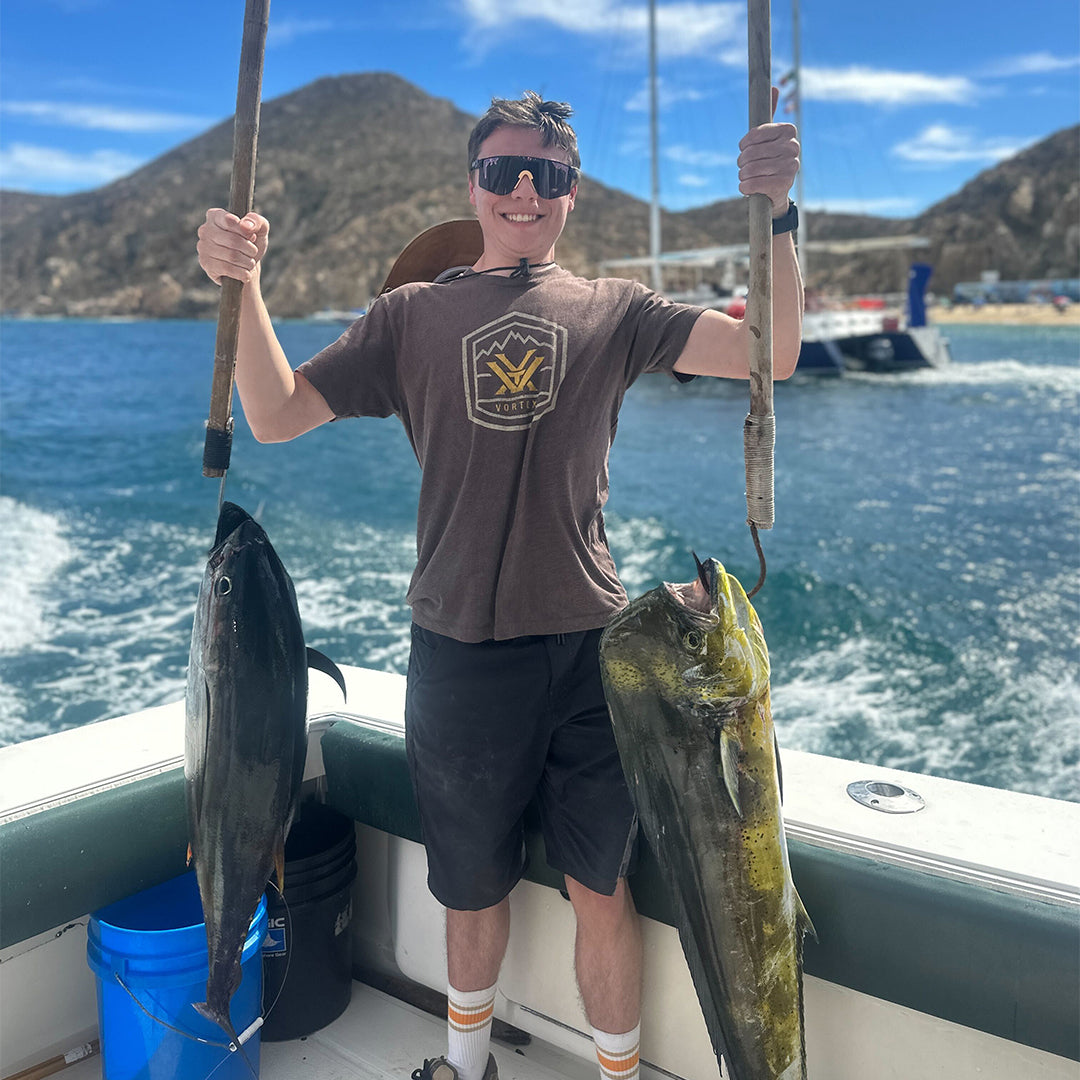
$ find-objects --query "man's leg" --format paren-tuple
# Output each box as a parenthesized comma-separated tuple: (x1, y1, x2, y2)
(447, 899, 510, 991)
(566, 876, 643, 1079)
(437, 894, 509, 1080)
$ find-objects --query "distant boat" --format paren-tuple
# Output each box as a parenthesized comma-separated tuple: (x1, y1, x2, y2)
(774, 0, 951, 375)
(797, 261, 952, 375)
(601, 0, 952, 377)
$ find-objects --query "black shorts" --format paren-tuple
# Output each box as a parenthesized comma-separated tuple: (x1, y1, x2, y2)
(404, 623, 638, 911)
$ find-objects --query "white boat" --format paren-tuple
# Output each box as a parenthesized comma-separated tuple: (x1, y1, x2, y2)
(599, 0, 954, 379)
(1, 664, 1077, 1079)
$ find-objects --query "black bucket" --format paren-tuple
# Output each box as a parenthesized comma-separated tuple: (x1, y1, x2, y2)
(262, 802, 357, 1041)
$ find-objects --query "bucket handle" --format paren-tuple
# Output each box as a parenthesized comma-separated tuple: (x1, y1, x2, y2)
(113, 971, 262, 1051)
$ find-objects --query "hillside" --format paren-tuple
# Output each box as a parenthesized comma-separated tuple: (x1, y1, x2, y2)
(1, 72, 1076, 317)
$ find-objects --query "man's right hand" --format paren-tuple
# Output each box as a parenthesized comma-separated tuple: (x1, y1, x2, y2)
(197, 209, 269, 285)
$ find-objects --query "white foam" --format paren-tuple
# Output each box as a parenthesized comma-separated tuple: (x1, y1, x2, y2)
(847, 359, 1080, 396)
(607, 516, 678, 595)
(0, 510, 207, 742)
(772, 633, 1080, 802)
(0, 497, 75, 653)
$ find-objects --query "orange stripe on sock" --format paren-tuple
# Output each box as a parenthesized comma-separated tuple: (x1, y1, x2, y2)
(596, 1046, 639, 1077)
(447, 1001, 495, 1031)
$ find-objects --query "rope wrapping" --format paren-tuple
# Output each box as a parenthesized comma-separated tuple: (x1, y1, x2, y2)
(744, 411, 775, 530)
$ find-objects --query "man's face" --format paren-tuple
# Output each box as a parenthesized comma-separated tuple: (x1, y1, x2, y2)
(469, 125, 577, 271)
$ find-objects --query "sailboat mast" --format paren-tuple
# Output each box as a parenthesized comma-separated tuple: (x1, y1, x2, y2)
(792, 0, 807, 279)
(648, 0, 662, 292)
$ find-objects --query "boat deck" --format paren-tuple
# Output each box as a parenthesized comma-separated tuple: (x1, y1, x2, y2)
(55, 982, 674, 1080)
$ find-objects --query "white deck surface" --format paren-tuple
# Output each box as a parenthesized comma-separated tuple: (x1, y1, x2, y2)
(49, 983, 674, 1080)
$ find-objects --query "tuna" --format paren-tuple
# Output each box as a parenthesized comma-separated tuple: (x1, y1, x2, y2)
(185, 501, 345, 1045)
(599, 555, 813, 1079)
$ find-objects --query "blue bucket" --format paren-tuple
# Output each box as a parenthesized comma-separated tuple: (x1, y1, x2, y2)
(87, 872, 266, 1080)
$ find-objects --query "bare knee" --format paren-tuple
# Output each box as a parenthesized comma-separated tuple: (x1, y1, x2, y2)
(565, 875, 636, 929)
(446, 899, 510, 991)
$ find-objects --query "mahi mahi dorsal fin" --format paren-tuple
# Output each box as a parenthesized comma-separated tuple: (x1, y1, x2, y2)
(719, 727, 743, 817)
(307, 647, 347, 700)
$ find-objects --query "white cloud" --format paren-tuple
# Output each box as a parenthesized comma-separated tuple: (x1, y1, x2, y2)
(800, 66, 977, 106)
(980, 52, 1080, 77)
(0, 143, 142, 189)
(1, 101, 212, 133)
(625, 79, 707, 113)
(460, 0, 744, 61)
(664, 144, 732, 167)
(677, 173, 710, 187)
(892, 124, 1030, 166)
(267, 19, 337, 46)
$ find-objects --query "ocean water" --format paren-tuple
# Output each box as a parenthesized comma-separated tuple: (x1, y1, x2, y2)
(1, 318, 1077, 802)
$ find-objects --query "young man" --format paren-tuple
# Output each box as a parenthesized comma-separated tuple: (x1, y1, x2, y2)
(197, 91, 801, 1080)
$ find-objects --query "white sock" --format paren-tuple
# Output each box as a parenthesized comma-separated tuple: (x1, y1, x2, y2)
(593, 1023, 641, 1080)
(446, 982, 497, 1080)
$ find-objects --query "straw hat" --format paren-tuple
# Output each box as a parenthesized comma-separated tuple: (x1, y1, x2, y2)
(379, 219, 484, 294)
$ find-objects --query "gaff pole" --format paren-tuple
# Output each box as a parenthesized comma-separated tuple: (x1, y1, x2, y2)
(744, 0, 774, 598)
(202, 0, 270, 508)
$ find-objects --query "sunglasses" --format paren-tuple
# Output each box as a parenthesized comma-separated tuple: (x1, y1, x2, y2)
(470, 155, 579, 199)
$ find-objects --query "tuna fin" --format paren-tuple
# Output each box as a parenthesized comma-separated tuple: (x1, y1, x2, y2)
(307, 647, 347, 701)
(719, 728, 743, 817)
(273, 836, 287, 894)
(795, 885, 818, 943)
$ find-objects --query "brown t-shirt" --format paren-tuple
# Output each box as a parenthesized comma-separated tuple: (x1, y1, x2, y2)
(297, 265, 703, 641)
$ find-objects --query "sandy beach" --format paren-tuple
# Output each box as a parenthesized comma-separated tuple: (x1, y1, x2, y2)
(931, 302, 1079, 327)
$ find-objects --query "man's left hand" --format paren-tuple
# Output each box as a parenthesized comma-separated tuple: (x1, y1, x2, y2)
(737, 85, 800, 214)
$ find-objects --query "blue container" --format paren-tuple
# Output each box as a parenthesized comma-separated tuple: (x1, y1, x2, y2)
(87, 872, 266, 1080)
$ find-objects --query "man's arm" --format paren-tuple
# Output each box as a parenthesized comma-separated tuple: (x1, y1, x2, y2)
(196, 209, 335, 443)
(673, 227, 802, 380)
(673, 97, 803, 382)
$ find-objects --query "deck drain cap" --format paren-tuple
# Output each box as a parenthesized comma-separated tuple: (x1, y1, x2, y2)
(847, 780, 925, 814)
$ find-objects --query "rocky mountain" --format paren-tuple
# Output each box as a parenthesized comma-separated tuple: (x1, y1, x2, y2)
(1, 72, 1076, 317)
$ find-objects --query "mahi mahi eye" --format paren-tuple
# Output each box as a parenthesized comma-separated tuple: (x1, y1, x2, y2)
(216, 577, 232, 597)
(684, 629, 705, 651)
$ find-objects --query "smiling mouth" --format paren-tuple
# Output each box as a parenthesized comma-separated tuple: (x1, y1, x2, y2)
(503, 213, 542, 223)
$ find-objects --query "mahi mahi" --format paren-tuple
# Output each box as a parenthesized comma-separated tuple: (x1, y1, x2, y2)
(185, 501, 345, 1042)
(599, 556, 813, 1080)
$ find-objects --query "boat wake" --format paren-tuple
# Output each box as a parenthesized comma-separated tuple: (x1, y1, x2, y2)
(846, 359, 1080, 397)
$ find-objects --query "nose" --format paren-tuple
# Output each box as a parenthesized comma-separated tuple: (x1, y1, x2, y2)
(511, 169, 539, 198)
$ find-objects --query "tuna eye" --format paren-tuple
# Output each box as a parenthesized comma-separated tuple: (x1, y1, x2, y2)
(684, 630, 704, 651)
(216, 577, 232, 597)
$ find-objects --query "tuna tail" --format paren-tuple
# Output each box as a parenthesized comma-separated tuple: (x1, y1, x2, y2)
(192, 1002, 260, 1080)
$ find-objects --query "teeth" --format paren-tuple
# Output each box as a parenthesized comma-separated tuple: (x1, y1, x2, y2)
(505, 214, 539, 222)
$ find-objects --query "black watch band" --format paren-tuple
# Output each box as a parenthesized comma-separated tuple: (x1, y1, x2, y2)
(772, 200, 799, 235)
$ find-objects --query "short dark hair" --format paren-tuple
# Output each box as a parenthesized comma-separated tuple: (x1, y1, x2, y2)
(467, 91, 580, 171)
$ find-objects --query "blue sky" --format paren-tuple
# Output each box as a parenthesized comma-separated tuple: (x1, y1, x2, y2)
(1, 0, 1077, 216)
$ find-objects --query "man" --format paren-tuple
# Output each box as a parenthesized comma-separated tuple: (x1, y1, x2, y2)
(197, 90, 801, 1080)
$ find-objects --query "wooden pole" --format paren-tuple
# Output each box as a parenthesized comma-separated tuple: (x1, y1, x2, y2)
(744, 0, 775, 533)
(202, 0, 270, 478)
(648, 0, 662, 293)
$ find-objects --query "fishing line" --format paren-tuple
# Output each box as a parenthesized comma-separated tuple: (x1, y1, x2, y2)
(109, 883, 292, 1066)
(262, 876, 295, 1022)
(113, 971, 262, 1080)
(112, 972, 231, 1050)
